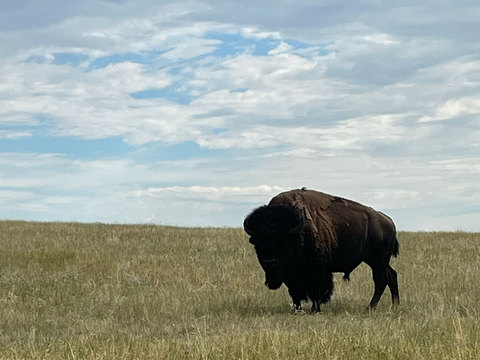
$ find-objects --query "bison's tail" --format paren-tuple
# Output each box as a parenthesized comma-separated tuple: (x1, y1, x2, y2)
(392, 236, 399, 257)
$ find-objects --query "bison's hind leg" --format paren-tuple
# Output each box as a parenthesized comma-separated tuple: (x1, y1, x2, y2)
(369, 262, 395, 309)
(387, 265, 400, 305)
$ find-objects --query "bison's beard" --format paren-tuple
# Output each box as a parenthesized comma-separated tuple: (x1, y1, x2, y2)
(265, 271, 283, 290)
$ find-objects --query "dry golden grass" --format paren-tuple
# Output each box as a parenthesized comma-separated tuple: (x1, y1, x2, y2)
(0, 221, 479, 359)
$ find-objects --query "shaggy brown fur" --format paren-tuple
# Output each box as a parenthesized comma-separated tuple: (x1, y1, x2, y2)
(244, 188, 399, 313)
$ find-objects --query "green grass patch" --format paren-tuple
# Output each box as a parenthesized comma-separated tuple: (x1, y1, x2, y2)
(0, 221, 479, 359)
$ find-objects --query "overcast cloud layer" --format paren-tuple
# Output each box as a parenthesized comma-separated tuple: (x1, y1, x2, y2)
(1, 0, 479, 230)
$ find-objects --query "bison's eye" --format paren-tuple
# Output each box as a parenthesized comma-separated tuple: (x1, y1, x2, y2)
(249, 237, 256, 245)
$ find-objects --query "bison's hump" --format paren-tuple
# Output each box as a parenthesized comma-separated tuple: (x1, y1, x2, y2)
(269, 188, 334, 211)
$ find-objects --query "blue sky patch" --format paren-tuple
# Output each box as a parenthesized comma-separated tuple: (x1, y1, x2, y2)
(284, 39, 310, 49)
(130, 85, 193, 105)
(230, 88, 249, 93)
(25, 55, 48, 64)
(0, 134, 132, 160)
(52, 52, 89, 67)
(87, 50, 166, 71)
(88, 53, 141, 70)
(207, 32, 280, 57)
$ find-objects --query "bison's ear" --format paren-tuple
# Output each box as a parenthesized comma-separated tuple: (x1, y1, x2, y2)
(243, 205, 266, 236)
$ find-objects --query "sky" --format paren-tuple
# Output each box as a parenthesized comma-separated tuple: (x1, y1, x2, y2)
(1, 0, 479, 231)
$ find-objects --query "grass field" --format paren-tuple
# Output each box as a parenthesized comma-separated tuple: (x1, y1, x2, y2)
(0, 221, 479, 359)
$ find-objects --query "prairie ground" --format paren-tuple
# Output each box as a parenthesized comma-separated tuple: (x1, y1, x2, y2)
(0, 221, 479, 359)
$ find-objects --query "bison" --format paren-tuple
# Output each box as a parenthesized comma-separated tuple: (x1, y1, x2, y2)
(243, 188, 399, 313)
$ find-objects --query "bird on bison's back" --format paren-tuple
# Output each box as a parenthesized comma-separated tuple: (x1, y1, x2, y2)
(243, 188, 400, 314)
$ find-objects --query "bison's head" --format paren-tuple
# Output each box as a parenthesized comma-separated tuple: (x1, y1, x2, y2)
(243, 205, 304, 290)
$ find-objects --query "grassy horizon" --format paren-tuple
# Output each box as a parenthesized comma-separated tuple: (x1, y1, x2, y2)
(0, 221, 479, 359)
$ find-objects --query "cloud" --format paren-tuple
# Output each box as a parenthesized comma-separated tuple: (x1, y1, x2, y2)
(0, 149, 283, 225)
(0, 60, 174, 140)
(131, 185, 285, 201)
(1, 1, 480, 230)
(197, 113, 406, 150)
(0, 130, 32, 139)
(0, 189, 34, 202)
(420, 96, 480, 122)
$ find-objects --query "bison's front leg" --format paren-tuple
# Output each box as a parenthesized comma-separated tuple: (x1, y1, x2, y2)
(288, 287, 306, 314)
(307, 270, 334, 313)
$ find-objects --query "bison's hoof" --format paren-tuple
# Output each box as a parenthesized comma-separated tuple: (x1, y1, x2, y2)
(290, 303, 306, 315)
(292, 308, 306, 315)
